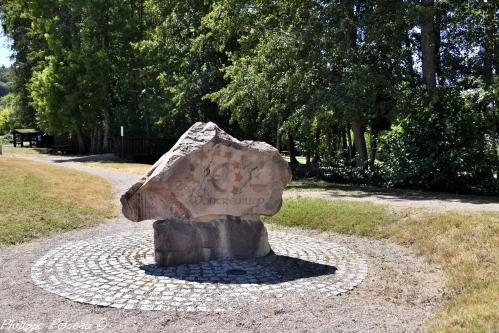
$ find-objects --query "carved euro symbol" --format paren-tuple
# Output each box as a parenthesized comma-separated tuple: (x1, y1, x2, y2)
(210, 155, 245, 193)
(209, 162, 228, 193)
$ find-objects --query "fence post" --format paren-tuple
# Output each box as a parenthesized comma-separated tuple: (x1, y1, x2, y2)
(119, 126, 123, 158)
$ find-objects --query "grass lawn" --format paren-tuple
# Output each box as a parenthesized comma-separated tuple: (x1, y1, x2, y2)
(286, 178, 338, 191)
(264, 198, 499, 332)
(0, 157, 115, 245)
(81, 160, 151, 175)
(1, 144, 49, 155)
(282, 154, 307, 164)
(2, 144, 152, 175)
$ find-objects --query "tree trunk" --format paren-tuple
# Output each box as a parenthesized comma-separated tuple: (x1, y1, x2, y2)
(75, 128, 86, 154)
(90, 127, 102, 155)
(405, 37, 416, 85)
(483, 2, 496, 87)
(287, 134, 299, 165)
(100, 8, 111, 153)
(312, 152, 320, 166)
(276, 119, 280, 151)
(96, 126, 103, 153)
(89, 128, 96, 155)
(420, 0, 438, 91)
(341, 126, 348, 152)
(325, 129, 332, 156)
(343, 4, 357, 54)
(343, 3, 365, 168)
(102, 108, 110, 153)
(369, 129, 378, 169)
(434, 8, 442, 85)
(351, 121, 367, 168)
(483, 2, 498, 167)
(312, 126, 321, 166)
(346, 124, 353, 163)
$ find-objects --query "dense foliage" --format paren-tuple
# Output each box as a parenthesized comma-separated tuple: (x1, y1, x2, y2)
(0, 66, 10, 96)
(0, 66, 17, 133)
(0, 0, 497, 193)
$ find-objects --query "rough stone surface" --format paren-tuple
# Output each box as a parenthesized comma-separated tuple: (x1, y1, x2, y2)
(121, 122, 292, 222)
(154, 218, 271, 266)
(120, 122, 291, 266)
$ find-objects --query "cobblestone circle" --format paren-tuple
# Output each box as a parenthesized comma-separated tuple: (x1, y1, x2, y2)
(32, 231, 368, 311)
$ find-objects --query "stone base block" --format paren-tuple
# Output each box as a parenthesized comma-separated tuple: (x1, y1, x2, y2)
(153, 217, 272, 267)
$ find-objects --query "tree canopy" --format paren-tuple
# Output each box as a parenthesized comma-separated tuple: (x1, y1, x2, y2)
(0, 0, 497, 193)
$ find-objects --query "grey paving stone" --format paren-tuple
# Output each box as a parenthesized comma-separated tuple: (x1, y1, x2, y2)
(31, 231, 368, 311)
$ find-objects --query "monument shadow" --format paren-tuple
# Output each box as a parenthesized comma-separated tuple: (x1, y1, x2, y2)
(139, 254, 337, 285)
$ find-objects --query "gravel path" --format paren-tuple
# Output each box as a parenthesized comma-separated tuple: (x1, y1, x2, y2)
(0, 154, 447, 332)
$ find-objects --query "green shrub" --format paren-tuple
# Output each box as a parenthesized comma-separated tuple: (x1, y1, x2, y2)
(0, 133, 13, 144)
(378, 86, 498, 194)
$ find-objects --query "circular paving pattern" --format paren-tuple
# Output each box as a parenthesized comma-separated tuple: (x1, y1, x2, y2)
(32, 231, 368, 311)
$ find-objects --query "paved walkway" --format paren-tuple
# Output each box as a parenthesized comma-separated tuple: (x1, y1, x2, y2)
(31, 231, 367, 312)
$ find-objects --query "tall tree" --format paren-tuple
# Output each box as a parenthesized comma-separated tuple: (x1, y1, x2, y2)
(0, 0, 46, 127)
(1, 0, 496, 194)
(420, 0, 438, 90)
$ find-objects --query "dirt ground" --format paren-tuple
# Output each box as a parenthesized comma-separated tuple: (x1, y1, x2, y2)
(0, 154, 455, 332)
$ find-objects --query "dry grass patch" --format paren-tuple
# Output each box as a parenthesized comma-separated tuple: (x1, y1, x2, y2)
(0, 157, 115, 245)
(2, 144, 151, 175)
(388, 211, 499, 333)
(265, 198, 499, 332)
(1, 144, 49, 156)
(81, 161, 151, 175)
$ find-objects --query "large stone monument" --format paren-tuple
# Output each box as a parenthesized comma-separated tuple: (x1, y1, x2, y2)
(121, 122, 292, 266)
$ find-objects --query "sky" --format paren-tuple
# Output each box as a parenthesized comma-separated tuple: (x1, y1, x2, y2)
(0, 22, 14, 67)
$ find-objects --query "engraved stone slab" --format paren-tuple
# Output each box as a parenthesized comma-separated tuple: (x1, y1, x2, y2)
(121, 122, 292, 222)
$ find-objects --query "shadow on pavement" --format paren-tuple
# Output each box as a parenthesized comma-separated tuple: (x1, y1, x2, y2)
(140, 255, 337, 284)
